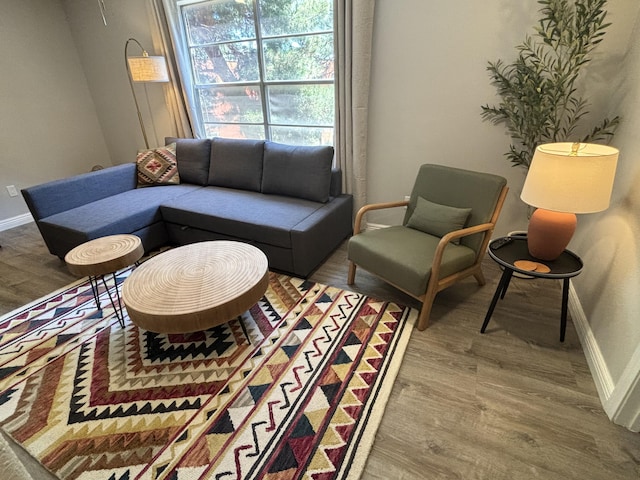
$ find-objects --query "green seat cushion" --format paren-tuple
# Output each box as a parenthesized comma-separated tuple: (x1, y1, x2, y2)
(348, 226, 477, 297)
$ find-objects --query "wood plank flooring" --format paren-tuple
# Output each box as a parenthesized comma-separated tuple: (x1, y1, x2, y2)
(1, 223, 639, 479)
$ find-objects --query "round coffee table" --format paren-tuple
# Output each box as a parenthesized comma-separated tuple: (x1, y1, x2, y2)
(65, 234, 144, 327)
(122, 241, 269, 333)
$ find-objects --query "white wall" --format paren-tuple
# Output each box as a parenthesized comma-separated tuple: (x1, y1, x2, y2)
(365, 1, 541, 234)
(575, 10, 640, 384)
(366, 1, 640, 235)
(571, 10, 640, 427)
(0, 0, 110, 224)
(62, 0, 175, 164)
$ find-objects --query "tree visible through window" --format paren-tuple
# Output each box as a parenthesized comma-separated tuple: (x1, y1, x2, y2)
(172, 0, 334, 146)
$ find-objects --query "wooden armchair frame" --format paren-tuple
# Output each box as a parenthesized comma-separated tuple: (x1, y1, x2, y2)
(348, 185, 508, 331)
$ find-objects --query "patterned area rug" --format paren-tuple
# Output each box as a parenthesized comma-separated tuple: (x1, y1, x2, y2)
(0, 268, 415, 480)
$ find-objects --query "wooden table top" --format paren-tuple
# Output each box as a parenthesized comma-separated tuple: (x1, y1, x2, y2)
(122, 241, 269, 333)
(65, 234, 144, 277)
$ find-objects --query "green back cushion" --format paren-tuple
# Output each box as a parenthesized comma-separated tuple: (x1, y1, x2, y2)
(261, 142, 333, 202)
(406, 196, 471, 237)
(403, 164, 507, 253)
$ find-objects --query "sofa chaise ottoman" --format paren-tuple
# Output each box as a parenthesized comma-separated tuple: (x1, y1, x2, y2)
(21, 138, 353, 278)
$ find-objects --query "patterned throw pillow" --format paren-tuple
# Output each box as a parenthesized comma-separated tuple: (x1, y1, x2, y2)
(136, 143, 180, 187)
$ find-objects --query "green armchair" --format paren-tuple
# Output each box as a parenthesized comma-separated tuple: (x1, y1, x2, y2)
(347, 164, 508, 331)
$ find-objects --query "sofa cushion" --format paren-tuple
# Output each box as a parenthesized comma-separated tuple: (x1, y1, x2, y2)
(21, 163, 138, 221)
(261, 142, 333, 202)
(165, 137, 211, 186)
(136, 143, 180, 187)
(160, 187, 324, 249)
(39, 185, 200, 245)
(208, 138, 265, 191)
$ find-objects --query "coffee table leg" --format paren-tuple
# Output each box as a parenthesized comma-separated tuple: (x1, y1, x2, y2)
(101, 273, 126, 328)
(89, 276, 101, 310)
(238, 315, 251, 344)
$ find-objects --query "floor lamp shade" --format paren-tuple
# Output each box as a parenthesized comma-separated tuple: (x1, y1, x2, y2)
(127, 56, 169, 83)
(520, 142, 619, 260)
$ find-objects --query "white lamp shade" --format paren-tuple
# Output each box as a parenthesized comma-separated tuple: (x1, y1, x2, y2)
(520, 142, 619, 214)
(127, 56, 169, 83)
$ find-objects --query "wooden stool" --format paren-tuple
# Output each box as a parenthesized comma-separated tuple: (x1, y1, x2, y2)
(65, 234, 144, 326)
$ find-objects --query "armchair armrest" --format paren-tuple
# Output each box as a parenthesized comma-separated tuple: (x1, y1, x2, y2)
(430, 222, 496, 283)
(439, 222, 495, 246)
(430, 185, 508, 289)
(353, 200, 409, 234)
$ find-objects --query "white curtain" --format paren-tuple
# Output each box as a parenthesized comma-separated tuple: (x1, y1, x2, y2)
(334, 0, 376, 213)
(148, 0, 194, 138)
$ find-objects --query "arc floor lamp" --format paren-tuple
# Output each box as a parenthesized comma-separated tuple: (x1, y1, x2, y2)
(124, 38, 169, 149)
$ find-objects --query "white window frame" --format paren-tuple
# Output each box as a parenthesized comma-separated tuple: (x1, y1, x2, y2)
(163, 0, 335, 145)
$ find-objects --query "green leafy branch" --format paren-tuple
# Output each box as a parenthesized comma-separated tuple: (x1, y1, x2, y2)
(481, 0, 619, 168)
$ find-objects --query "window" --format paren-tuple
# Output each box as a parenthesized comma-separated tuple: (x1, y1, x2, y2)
(167, 0, 334, 146)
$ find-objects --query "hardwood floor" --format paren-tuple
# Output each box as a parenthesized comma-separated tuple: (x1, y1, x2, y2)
(1, 223, 639, 479)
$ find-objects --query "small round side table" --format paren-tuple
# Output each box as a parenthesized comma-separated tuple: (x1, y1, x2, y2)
(65, 234, 144, 327)
(480, 236, 583, 342)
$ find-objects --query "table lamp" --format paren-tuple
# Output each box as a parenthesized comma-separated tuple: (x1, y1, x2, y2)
(125, 38, 170, 149)
(520, 142, 619, 261)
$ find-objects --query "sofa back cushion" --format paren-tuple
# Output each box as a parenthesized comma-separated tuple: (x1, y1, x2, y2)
(208, 138, 265, 191)
(21, 163, 137, 221)
(261, 142, 334, 203)
(165, 137, 211, 186)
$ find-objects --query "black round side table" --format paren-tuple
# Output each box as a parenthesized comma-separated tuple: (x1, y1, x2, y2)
(481, 236, 583, 342)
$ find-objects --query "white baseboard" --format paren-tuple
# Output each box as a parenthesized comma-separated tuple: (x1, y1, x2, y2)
(0, 213, 33, 232)
(604, 343, 640, 432)
(569, 282, 614, 400)
(569, 281, 640, 432)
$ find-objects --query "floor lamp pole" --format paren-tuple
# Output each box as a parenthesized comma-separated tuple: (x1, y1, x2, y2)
(125, 39, 150, 149)
(125, 38, 169, 149)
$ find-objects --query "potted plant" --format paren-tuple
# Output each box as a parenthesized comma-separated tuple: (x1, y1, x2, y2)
(482, 0, 619, 169)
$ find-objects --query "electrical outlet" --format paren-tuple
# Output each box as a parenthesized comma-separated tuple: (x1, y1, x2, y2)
(404, 195, 410, 202)
(6, 185, 18, 197)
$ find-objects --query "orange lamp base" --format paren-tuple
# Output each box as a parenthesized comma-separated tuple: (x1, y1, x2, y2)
(527, 209, 577, 261)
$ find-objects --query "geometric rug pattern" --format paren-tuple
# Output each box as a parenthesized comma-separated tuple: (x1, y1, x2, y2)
(0, 269, 415, 479)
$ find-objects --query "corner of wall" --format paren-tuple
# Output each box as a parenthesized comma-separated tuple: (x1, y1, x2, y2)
(569, 281, 640, 432)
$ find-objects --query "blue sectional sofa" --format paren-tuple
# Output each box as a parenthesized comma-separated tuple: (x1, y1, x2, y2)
(21, 138, 353, 277)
